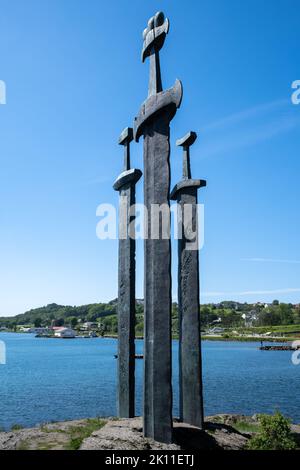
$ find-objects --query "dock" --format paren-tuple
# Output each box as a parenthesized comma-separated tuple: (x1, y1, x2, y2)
(260, 345, 300, 351)
(114, 354, 143, 360)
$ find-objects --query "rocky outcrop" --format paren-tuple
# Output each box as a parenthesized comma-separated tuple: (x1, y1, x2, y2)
(80, 417, 249, 451)
(0, 414, 298, 451)
(0, 419, 103, 451)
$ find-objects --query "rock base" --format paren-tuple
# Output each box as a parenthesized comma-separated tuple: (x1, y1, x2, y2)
(2, 414, 299, 451)
(80, 417, 248, 450)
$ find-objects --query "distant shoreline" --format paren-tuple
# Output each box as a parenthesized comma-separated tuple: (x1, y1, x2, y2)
(1, 331, 295, 344)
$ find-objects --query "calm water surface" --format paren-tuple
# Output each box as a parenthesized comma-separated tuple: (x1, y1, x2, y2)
(0, 333, 299, 430)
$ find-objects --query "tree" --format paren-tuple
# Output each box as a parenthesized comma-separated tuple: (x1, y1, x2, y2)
(278, 304, 294, 325)
(257, 309, 281, 326)
(69, 317, 78, 328)
(34, 318, 42, 328)
(219, 309, 243, 328)
(200, 307, 219, 327)
(248, 412, 297, 450)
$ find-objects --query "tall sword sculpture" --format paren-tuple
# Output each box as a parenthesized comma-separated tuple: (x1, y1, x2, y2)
(171, 132, 206, 428)
(113, 127, 142, 418)
(134, 11, 183, 443)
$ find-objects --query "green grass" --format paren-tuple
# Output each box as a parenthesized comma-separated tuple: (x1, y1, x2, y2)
(11, 424, 23, 431)
(202, 334, 299, 342)
(206, 428, 216, 435)
(233, 421, 260, 434)
(65, 418, 106, 450)
(236, 324, 300, 335)
(40, 425, 66, 434)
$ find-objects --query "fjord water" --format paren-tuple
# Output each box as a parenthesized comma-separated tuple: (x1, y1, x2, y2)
(0, 333, 299, 430)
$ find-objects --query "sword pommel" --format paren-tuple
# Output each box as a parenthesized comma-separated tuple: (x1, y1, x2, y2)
(142, 12, 169, 63)
(170, 131, 206, 199)
(176, 131, 197, 148)
(114, 126, 142, 191)
(119, 127, 134, 172)
(177, 131, 198, 180)
(119, 127, 134, 146)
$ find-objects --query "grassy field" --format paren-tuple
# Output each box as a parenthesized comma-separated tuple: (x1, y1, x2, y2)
(233, 324, 300, 338)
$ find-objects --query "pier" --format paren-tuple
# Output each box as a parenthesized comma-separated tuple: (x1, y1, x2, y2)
(260, 345, 300, 351)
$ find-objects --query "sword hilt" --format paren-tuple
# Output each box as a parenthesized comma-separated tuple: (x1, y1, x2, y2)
(142, 12, 169, 61)
(142, 12, 169, 97)
(176, 131, 197, 180)
(119, 127, 134, 172)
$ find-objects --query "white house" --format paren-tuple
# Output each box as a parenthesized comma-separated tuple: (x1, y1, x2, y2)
(54, 327, 76, 339)
(207, 327, 225, 335)
(242, 311, 258, 327)
(82, 322, 98, 331)
(20, 327, 49, 334)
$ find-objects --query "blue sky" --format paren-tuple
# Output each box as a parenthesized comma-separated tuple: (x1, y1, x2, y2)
(0, 0, 300, 316)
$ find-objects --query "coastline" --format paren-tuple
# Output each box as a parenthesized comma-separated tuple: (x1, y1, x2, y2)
(103, 334, 295, 343)
(0, 414, 299, 451)
(1, 331, 297, 343)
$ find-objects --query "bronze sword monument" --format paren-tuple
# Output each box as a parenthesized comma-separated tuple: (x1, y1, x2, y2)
(113, 127, 142, 418)
(133, 11, 183, 443)
(171, 132, 206, 428)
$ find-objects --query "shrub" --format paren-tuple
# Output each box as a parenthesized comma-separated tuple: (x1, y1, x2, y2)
(11, 424, 23, 431)
(248, 411, 297, 450)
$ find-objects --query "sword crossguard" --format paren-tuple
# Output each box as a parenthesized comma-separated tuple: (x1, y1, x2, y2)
(177, 131, 198, 180)
(119, 127, 134, 172)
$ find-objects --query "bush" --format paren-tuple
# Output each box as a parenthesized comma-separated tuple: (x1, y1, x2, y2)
(248, 411, 297, 450)
(11, 424, 23, 431)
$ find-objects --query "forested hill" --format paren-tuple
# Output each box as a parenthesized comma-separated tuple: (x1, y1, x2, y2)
(0, 301, 119, 327)
(1, 300, 300, 332)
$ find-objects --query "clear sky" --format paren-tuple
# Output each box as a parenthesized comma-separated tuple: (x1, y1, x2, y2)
(1, 0, 300, 316)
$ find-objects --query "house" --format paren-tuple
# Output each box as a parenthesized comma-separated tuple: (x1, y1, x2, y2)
(242, 310, 258, 327)
(20, 327, 32, 333)
(54, 327, 76, 339)
(82, 322, 98, 331)
(20, 327, 49, 334)
(211, 318, 222, 325)
(35, 327, 50, 335)
(207, 327, 225, 335)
